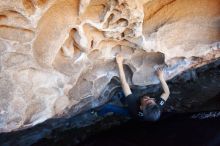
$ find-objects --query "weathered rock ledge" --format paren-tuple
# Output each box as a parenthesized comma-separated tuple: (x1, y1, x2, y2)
(0, 59, 220, 146)
(0, 0, 219, 132)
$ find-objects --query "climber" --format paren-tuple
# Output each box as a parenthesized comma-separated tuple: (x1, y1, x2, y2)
(115, 54, 170, 121)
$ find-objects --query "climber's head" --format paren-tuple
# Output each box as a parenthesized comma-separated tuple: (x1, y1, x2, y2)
(140, 95, 161, 121)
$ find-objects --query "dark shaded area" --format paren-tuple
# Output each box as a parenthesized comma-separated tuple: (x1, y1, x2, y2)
(81, 112, 220, 146)
(0, 59, 220, 146)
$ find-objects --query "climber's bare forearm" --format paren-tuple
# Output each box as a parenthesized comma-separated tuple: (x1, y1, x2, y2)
(117, 63, 132, 96)
(159, 76, 170, 101)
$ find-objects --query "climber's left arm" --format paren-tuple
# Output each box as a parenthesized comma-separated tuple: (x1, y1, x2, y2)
(156, 67, 170, 101)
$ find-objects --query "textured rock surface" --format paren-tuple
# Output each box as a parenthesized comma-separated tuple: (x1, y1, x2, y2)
(0, 60, 220, 146)
(0, 0, 220, 132)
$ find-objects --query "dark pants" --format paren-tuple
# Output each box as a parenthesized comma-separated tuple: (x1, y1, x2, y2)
(96, 91, 130, 117)
(97, 104, 129, 116)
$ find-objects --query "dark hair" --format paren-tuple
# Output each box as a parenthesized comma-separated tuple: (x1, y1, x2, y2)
(142, 104, 161, 121)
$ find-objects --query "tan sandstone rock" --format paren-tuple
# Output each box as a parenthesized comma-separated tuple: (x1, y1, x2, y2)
(0, 0, 219, 132)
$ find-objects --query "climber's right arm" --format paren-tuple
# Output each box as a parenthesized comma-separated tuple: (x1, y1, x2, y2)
(116, 54, 132, 97)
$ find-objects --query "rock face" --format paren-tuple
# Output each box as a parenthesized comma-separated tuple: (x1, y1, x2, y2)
(0, 0, 219, 132)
